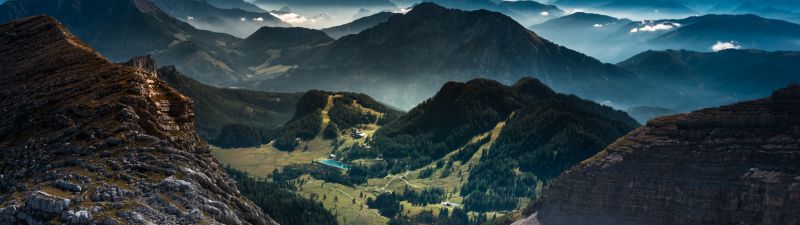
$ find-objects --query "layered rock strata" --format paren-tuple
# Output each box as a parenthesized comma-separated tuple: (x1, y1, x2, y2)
(0, 16, 277, 225)
(516, 85, 800, 225)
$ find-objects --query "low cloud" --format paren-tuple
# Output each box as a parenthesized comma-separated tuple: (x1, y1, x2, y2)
(566, 9, 585, 15)
(630, 22, 680, 33)
(253, 17, 264, 22)
(711, 41, 741, 52)
(396, 7, 412, 14)
(270, 12, 311, 24)
(593, 23, 604, 28)
(539, 11, 549, 16)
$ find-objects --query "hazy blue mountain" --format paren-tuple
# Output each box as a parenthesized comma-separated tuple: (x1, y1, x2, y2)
(709, 0, 800, 13)
(422, 0, 565, 26)
(499, 0, 566, 25)
(550, 0, 611, 8)
(253, 0, 398, 29)
(254, 3, 655, 110)
(0, 0, 240, 68)
(321, 11, 397, 38)
(625, 106, 678, 123)
(234, 26, 334, 68)
(599, 0, 697, 15)
(645, 14, 800, 52)
(205, 0, 266, 12)
(530, 12, 631, 57)
(618, 49, 800, 111)
(256, 0, 397, 7)
(150, 0, 290, 37)
(532, 12, 800, 62)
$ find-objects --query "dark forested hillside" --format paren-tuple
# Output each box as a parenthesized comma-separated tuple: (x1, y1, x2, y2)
(366, 77, 639, 212)
(226, 167, 339, 225)
(156, 64, 302, 148)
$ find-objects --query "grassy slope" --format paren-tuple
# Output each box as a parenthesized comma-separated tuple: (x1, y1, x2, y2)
(215, 111, 521, 224)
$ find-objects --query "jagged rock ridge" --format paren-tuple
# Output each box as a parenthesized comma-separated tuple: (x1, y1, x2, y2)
(0, 16, 276, 224)
(517, 84, 800, 225)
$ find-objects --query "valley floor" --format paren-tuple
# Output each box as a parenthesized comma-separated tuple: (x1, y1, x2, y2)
(213, 113, 528, 224)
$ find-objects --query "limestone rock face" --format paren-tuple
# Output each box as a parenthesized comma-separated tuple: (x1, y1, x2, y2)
(0, 16, 277, 225)
(516, 85, 800, 225)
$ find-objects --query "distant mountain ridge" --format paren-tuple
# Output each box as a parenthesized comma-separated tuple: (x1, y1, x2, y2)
(0, 0, 240, 62)
(256, 3, 653, 110)
(321, 11, 397, 39)
(531, 12, 800, 62)
(618, 49, 800, 111)
(149, 0, 290, 37)
(0, 0, 249, 86)
(205, 0, 266, 12)
(423, 0, 566, 26)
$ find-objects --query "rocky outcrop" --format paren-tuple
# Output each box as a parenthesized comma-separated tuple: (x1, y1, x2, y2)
(0, 16, 277, 224)
(516, 85, 800, 225)
(124, 55, 159, 76)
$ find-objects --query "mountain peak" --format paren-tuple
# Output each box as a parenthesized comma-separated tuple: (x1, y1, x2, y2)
(409, 2, 449, 14)
(239, 26, 333, 50)
(512, 77, 557, 98)
(124, 55, 159, 75)
(0, 15, 105, 78)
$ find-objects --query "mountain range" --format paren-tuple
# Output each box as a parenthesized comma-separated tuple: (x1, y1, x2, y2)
(531, 12, 800, 62)
(0, 0, 247, 87)
(321, 11, 397, 39)
(0, 15, 276, 224)
(256, 3, 654, 110)
(149, 0, 290, 37)
(205, 0, 266, 13)
(0, 0, 241, 62)
(421, 0, 566, 26)
(618, 49, 800, 112)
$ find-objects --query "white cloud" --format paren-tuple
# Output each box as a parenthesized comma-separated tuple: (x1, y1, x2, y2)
(566, 8, 585, 15)
(187, 16, 194, 20)
(711, 41, 741, 52)
(539, 11, 549, 16)
(593, 23, 604, 28)
(240, 17, 246, 22)
(396, 7, 412, 14)
(253, 17, 264, 22)
(630, 22, 680, 33)
(270, 12, 311, 24)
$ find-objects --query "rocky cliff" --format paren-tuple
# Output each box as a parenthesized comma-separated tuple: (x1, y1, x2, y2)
(515, 85, 800, 225)
(0, 16, 276, 225)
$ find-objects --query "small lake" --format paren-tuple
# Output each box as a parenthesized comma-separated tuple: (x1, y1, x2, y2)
(317, 159, 351, 170)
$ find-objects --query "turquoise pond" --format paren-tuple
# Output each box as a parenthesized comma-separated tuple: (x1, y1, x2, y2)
(317, 159, 351, 170)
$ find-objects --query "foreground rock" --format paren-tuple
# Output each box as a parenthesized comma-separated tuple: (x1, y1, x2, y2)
(516, 85, 800, 225)
(0, 16, 276, 224)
